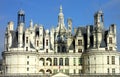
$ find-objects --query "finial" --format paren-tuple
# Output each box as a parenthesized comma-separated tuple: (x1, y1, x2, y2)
(30, 19, 33, 27)
(60, 5, 62, 13)
(18, 9, 25, 15)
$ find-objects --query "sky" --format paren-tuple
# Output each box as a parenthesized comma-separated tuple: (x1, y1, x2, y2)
(0, 0, 120, 58)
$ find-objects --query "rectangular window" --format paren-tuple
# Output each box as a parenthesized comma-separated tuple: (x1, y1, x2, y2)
(46, 40, 48, 46)
(109, 47, 113, 51)
(73, 58, 76, 66)
(78, 49, 82, 53)
(112, 68, 115, 73)
(6, 67, 8, 72)
(26, 47, 28, 51)
(78, 40, 82, 46)
(65, 69, 69, 74)
(27, 61, 29, 65)
(109, 37, 112, 44)
(46, 49, 48, 53)
(37, 41, 39, 47)
(79, 58, 82, 65)
(60, 69, 63, 72)
(79, 69, 81, 74)
(112, 56, 115, 65)
(27, 67, 29, 71)
(54, 58, 57, 66)
(27, 56, 29, 59)
(53, 69, 58, 74)
(107, 56, 109, 64)
(73, 50, 75, 53)
(65, 58, 69, 66)
(107, 68, 110, 74)
(26, 37, 28, 43)
(74, 69, 76, 74)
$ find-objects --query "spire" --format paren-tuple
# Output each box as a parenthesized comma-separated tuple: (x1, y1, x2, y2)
(58, 5, 66, 33)
(58, 5, 64, 25)
(60, 5, 62, 13)
(30, 19, 33, 27)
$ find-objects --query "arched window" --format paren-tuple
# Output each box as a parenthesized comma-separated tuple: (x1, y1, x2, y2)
(59, 58, 63, 66)
(53, 58, 57, 66)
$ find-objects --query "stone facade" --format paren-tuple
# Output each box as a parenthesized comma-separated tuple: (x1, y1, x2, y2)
(2, 5, 120, 76)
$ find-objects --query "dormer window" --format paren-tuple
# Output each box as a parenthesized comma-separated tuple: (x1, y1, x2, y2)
(109, 47, 113, 51)
(78, 40, 82, 46)
(37, 41, 39, 47)
(109, 37, 112, 44)
(78, 49, 82, 53)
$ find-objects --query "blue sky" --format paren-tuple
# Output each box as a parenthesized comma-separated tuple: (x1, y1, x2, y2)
(0, 0, 120, 58)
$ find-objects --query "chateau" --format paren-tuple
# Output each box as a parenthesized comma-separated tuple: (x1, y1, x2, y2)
(2, 6, 120, 76)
